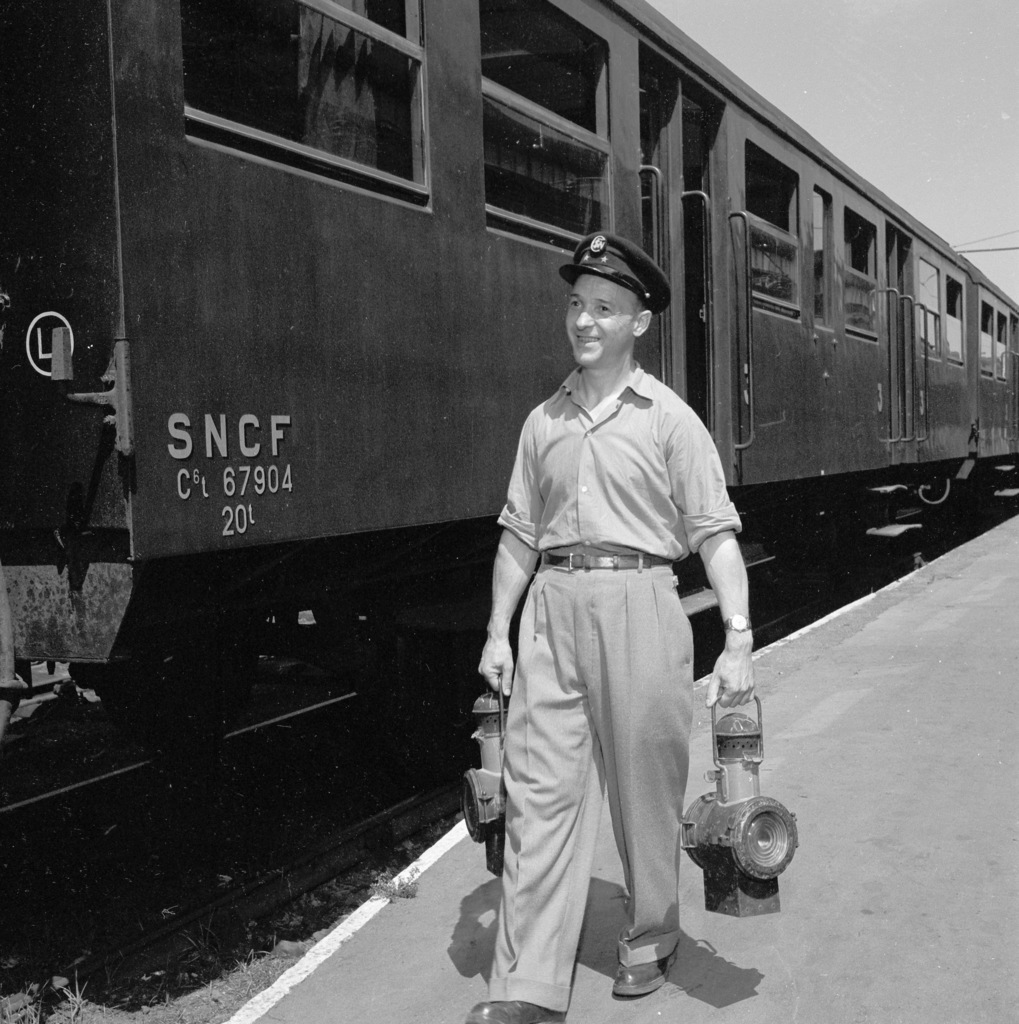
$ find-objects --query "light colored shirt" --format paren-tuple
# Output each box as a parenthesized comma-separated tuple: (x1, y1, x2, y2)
(498, 365, 741, 560)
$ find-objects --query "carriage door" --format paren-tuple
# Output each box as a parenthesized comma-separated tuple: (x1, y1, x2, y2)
(884, 225, 915, 462)
(678, 89, 719, 429)
(639, 47, 719, 431)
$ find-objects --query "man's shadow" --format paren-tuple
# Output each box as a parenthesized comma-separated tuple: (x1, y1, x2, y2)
(448, 875, 763, 1009)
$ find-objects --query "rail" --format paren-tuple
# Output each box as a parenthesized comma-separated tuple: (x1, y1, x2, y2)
(728, 211, 755, 451)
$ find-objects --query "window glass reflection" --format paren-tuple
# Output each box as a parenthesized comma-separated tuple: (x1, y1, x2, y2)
(483, 95, 608, 235)
(181, 0, 424, 183)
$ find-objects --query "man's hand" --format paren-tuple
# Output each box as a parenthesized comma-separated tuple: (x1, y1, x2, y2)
(705, 632, 755, 708)
(478, 531, 538, 697)
(479, 635, 515, 696)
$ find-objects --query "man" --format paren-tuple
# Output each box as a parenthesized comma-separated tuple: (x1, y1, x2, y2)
(465, 234, 755, 1024)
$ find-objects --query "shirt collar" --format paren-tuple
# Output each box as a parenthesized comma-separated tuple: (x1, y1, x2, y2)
(557, 363, 653, 403)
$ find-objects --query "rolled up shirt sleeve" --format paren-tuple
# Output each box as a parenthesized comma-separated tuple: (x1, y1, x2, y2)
(665, 405, 741, 554)
(497, 409, 543, 550)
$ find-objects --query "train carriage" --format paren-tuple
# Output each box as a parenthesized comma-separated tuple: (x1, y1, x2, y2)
(1, 0, 1017, 739)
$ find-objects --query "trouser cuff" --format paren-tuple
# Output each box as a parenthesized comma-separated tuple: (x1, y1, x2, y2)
(489, 976, 571, 1012)
(618, 932, 679, 967)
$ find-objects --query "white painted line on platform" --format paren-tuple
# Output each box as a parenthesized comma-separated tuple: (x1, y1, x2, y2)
(223, 819, 470, 1024)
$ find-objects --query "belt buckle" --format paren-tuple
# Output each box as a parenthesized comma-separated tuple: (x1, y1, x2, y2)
(568, 553, 584, 572)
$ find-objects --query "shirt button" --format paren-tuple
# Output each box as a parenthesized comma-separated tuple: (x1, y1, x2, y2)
(581, 486, 589, 493)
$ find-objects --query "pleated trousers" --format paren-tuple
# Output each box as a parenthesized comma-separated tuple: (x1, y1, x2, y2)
(488, 562, 694, 1011)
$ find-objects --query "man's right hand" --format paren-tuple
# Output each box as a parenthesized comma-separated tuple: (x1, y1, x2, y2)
(478, 635, 514, 696)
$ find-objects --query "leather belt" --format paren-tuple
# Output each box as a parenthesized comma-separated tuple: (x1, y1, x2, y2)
(542, 552, 673, 571)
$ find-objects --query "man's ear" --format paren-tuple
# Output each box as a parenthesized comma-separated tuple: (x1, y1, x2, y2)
(632, 309, 652, 337)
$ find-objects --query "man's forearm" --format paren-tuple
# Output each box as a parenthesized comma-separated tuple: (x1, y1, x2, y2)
(487, 530, 540, 640)
(698, 531, 750, 623)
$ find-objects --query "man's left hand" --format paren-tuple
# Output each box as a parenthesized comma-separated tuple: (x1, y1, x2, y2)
(705, 632, 754, 708)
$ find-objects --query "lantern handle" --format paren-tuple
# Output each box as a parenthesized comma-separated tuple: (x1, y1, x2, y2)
(498, 687, 506, 765)
(710, 695, 763, 768)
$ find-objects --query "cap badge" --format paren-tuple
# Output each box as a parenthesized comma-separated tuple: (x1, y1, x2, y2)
(589, 235, 607, 254)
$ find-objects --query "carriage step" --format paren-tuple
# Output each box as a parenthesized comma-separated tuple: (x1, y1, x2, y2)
(680, 588, 719, 616)
(865, 524, 923, 538)
(994, 488, 1019, 498)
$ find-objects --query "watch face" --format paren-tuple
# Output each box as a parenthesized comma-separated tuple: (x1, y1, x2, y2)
(727, 615, 749, 631)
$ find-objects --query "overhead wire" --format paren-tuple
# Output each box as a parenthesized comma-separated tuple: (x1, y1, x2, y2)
(952, 229, 1019, 248)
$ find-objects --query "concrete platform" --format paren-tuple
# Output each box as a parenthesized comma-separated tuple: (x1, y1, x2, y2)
(229, 517, 1019, 1024)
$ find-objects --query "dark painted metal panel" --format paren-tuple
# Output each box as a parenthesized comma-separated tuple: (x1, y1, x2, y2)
(110, 0, 582, 561)
(0, 2, 127, 535)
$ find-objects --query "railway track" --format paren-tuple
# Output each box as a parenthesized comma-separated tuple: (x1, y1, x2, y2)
(0, 690, 359, 817)
(59, 784, 460, 987)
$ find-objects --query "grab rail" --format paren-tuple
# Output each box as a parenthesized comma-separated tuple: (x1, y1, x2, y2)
(728, 211, 755, 451)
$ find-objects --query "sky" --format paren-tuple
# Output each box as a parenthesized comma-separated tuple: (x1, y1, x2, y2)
(642, 0, 1019, 301)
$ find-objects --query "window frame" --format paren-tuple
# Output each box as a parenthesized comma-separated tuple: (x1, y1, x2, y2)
(980, 300, 995, 378)
(842, 205, 878, 339)
(480, 77, 613, 243)
(996, 310, 1009, 382)
(182, 0, 430, 203)
(916, 256, 942, 361)
(479, 0, 612, 245)
(743, 141, 801, 318)
(812, 186, 833, 327)
(944, 274, 965, 366)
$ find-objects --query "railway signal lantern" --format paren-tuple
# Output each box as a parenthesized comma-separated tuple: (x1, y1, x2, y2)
(681, 697, 798, 916)
(461, 691, 506, 876)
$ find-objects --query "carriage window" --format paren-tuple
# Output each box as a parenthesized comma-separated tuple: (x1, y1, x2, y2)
(997, 312, 1008, 381)
(980, 302, 994, 376)
(844, 207, 877, 334)
(945, 276, 964, 364)
(812, 188, 832, 324)
(181, 0, 426, 196)
(745, 142, 799, 310)
(480, 0, 609, 239)
(916, 258, 941, 358)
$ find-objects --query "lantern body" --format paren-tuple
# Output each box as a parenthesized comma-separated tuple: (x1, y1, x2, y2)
(681, 699, 798, 916)
(461, 692, 506, 875)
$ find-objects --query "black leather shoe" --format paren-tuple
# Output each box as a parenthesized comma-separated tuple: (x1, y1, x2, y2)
(612, 950, 677, 997)
(464, 1000, 566, 1024)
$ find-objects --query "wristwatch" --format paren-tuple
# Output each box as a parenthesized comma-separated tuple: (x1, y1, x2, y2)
(723, 615, 752, 633)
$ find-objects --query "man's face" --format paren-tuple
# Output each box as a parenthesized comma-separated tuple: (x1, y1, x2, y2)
(565, 274, 651, 373)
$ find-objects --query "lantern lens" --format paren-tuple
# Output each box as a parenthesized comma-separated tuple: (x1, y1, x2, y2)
(746, 811, 790, 869)
(731, 797, 798, 879)
(461, 770, 484, 842)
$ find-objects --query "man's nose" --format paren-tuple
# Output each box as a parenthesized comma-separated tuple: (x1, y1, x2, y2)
(575, 309, 594, 329)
